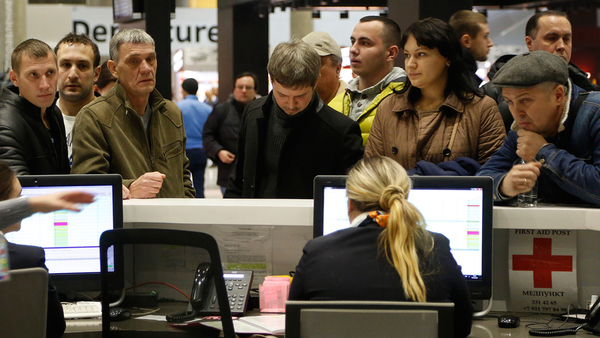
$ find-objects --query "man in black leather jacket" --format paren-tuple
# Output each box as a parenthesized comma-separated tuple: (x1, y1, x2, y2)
(0, 39, 69, 175)
(482, 10, 599, 132)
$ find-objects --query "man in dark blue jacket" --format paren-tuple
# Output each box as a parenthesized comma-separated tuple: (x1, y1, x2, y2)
(225, 40, 364, 199)
(477, 51, 600, 206)
(178, 78, 211, 198)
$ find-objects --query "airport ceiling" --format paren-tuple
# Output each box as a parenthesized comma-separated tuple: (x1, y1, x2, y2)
(281, 0, 600, 10)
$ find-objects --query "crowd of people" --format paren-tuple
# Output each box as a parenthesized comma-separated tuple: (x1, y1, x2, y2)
(1, 9, 599, 338)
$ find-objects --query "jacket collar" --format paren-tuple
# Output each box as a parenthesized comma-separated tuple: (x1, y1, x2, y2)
(347, 67, 407, 94)
(390, 84, 466, 115)
(462, 47, 478, 73)
(3, 85, 58, 120)
(113, 80, 166, 114)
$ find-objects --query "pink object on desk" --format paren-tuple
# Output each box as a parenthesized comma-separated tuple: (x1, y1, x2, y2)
(259, 276, 291, 313)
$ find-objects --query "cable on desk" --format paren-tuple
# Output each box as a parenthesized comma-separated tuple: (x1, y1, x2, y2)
(125, 281, 190, 300)
(529, 324, 584, 336)
(70, 292, 96, 301)
(525, 304, 577, 330)
(130, 307, 161, 316)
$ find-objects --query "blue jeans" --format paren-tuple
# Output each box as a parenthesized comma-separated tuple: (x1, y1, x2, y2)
(186, 148, 207, 198)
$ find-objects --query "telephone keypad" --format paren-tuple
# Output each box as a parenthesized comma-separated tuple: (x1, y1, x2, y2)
(200, 270, 254, 316)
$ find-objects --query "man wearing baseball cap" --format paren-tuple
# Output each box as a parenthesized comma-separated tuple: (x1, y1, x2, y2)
(302, 31, 346, 112)
(477, 50, 600, 206)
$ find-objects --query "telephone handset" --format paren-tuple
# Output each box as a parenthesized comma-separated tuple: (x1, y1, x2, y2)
(583, 297, 600, 334)
(166, 263, 254, 323)
(190, 262, 213, 311)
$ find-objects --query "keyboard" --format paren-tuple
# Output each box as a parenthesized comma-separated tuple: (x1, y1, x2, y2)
(62, 301, 102, 319)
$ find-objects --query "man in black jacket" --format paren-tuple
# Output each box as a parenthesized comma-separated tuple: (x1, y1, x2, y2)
(449, 10, 494, 90)
(203, 72, 258, 195)
(483, 10, 599, 132)
(0, 39, 69, 175)
(225, 40, 364, 199)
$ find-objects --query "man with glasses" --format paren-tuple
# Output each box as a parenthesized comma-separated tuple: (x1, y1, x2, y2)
(203, 72, 258, 194)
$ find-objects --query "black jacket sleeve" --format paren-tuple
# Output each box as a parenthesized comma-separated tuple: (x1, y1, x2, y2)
(224, 109, 247, 198)
(0, 124, 30, 175)
(202, 105, 223, 162)
(432, 235, 473, 338)
(336, 120, 364, 174)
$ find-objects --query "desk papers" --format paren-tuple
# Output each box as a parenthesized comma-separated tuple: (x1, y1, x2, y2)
(176, 315, 286, 335)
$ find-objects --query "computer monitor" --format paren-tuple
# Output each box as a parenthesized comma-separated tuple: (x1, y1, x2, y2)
(5, 174, 124, 293)
(313, 175, 493, 300)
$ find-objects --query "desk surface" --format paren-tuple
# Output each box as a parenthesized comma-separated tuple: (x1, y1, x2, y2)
(65, 306, 282, 338)
(66, 310, 590, 337)
(471, 313, 588, 337)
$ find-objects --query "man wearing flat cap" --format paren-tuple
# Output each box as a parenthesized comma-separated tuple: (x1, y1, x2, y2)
(302, 31, 346, 111)
(477, 50, 600, 206)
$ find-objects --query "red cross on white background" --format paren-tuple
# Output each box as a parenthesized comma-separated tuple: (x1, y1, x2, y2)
(512, 238, 573, 288)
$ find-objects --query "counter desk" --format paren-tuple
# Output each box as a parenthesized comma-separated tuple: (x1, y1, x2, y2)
(122, 199, 600, 313)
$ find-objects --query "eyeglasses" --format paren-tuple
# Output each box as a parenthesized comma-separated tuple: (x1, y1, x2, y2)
(235, 85, 255, 90)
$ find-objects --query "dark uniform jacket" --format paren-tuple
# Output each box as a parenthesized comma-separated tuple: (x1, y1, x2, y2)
(288, 218, 473, 338)
(225, 92, 364, 199)
(0, 86, 69, 175)
(8, 243, 66, 338)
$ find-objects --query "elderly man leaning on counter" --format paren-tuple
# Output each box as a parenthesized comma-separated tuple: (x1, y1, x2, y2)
(71, 29, 195, 199)
(477, 51, 600, 206)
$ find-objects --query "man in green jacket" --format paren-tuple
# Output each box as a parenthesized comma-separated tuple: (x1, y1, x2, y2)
(344, 16, 408, 146)
(71, 29, 195, 199)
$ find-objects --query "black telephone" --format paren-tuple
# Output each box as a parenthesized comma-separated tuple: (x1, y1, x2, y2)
(583, 297, 600, 335)
(529, 297, 600, 336)
(167, 263, 254, 323)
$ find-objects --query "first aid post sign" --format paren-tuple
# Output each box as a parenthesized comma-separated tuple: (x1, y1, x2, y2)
(509, 229, 577, 313)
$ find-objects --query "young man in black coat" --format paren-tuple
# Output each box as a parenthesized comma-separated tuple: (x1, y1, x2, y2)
(225, 40, 364, 199)
(0, 39, 69, 175)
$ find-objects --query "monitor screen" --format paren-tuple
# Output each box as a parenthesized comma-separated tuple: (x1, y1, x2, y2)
(5, 174, 123, 293)
(314, 175, 493, 300)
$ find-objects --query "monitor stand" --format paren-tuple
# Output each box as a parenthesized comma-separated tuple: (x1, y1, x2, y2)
(473, 298, 493, 318)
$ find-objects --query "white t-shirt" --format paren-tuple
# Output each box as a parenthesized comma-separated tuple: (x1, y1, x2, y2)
(62, 113, 77, 167)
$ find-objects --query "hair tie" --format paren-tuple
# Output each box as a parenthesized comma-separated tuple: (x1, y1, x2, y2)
(369, 211, 389, 227)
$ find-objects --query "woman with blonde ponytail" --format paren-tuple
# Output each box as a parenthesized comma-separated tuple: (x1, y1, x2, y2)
(289, 156, 473, 337)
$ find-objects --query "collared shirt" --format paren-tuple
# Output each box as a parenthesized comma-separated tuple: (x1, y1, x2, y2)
(349, 211, 370, 228)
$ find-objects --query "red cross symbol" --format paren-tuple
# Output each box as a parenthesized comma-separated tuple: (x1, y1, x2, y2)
(512, 238, 573, 288)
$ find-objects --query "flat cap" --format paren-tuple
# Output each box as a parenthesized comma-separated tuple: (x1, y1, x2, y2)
(492, 50, 568, 89)
(302, 31, 342, 58)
